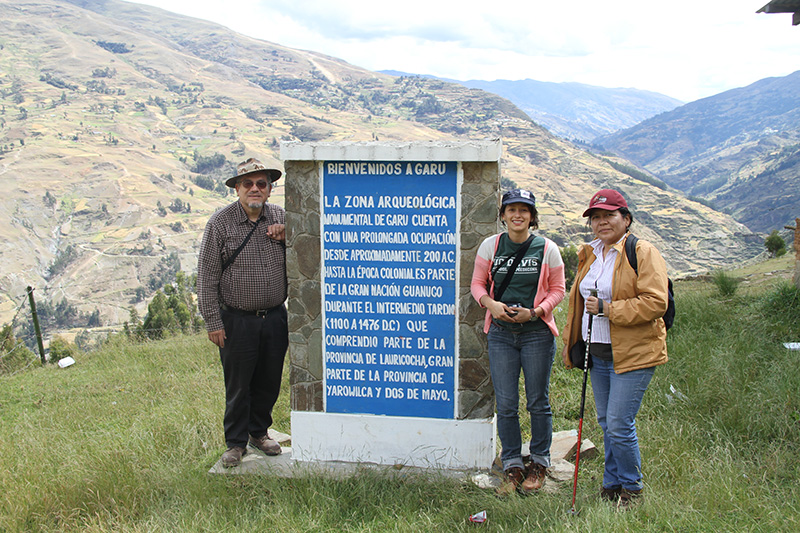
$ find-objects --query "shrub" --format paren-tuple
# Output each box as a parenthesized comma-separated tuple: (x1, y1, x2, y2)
(0, 324, 37, 374)
(712, 269, 740, 297)
(760, 281, 800, 341)
(765, 230, 787, 258)
(48, 335, 78, 362)
(560, 245, 579, 289)
(95, 40, 132, 54)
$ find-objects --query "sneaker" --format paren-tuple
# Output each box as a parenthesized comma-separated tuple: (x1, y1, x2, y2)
(249, 433, 282, 456)
(600, 486, 622, 502)
(617, 488, 643, 510)
(495, 467, 524, 497)
(520, 462, 547, 494)
(221, 446, 247, 468)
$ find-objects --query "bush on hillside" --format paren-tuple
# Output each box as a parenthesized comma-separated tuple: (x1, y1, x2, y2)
(0, 324, 37, 375)
(48, 335, 78, 362)
(133, 271, 203, 340)
(760, 281, 800, 341)
(560, 245, 579, 289)
(765, 230, 787, 258)
(147, 252, 181, 291)
(712, 269, 741, 297)
(95, 41, 132, 54)
(190, 152, 227, 174)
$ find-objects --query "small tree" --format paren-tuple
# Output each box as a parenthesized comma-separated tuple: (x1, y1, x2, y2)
(560, 245, 579, 289)
(0, 324, 36, 375)
(48, 335, 78, 362)
(765, 230, 787, 258)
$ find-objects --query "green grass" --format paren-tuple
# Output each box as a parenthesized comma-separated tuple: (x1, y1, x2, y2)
(2, 278, 800, 531)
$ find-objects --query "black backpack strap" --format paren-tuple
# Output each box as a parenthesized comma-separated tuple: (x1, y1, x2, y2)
(221, 217, 262, 274)
(492, 234, 535, 303)
(624, 233, 639, 275)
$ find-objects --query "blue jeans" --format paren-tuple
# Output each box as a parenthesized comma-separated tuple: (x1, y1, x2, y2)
(487, 324, 556, 471)
(590, 357, 655, 492)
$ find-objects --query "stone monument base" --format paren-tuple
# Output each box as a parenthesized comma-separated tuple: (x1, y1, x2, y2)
(290, 411, 496, 470)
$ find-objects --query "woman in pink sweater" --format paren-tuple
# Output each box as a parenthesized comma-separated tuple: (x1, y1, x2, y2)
(470, 188, 566, 496)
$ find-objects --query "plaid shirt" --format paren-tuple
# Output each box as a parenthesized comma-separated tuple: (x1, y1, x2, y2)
(197, 200, 287, 332)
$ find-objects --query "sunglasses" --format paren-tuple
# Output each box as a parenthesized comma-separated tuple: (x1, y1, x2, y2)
(239, 179, 269, 190)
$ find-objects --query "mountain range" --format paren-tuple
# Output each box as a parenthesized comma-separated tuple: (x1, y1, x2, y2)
(381, 72, 683, 142)
(596, 71, 800, 233)
(0, 0, 765, 328)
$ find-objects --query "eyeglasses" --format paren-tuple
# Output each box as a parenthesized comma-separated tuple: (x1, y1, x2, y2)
(239, 179, 269, 190)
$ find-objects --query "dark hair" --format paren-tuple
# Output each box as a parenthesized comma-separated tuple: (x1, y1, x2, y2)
(619, 207, 633, 227)
(586, 207, 634, 230)
(499, 203, 539, 230)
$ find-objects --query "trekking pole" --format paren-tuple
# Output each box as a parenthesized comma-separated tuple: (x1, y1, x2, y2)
(568, 287, 597, 516)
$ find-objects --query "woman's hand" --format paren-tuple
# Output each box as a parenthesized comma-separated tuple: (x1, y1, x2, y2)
(585, 295, 605, 315)
(482, 297, 521, 323)
(484, 299, 540, 324)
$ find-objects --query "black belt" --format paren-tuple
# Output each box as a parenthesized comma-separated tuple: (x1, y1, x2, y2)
(221, 303, 280, 318)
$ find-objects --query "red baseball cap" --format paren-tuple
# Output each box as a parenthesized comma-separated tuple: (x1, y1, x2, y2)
(582, 189, 628, 217)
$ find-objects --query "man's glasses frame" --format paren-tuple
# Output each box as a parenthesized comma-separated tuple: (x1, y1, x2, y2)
(238, 179, 270, 190)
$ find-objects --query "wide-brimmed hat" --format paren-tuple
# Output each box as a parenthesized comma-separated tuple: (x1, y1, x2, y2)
(582, 188, 628, 217)
(225, 157, 282, 188)
(501, 188, 536, 208)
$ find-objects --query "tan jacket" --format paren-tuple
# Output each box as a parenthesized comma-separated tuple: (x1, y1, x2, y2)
(563, 233, 668, 374)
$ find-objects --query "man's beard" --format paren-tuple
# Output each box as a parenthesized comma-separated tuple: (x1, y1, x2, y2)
(247, 201, 264, 210)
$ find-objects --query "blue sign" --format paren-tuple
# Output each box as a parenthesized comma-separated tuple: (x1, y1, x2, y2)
(321, 161, 458, 419)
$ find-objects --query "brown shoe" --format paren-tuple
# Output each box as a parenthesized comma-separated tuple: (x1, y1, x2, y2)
(600, 486, 622, 502)
(495, 467, 524, 497)
(520, 462, 547, 494)
(221, 446, 247, 468)
(249, 433, 281, 456)
(617, 488, 643, 510)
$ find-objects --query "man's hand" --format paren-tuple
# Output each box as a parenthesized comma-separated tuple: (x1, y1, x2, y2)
(267, 223, 285, 242)
(208, 329, 226, 348)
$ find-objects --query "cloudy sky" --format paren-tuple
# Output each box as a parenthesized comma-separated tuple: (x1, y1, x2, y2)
(132, 0, 799, 102)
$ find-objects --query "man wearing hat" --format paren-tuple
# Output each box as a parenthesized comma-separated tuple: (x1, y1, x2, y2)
(197, 157, 289, 468)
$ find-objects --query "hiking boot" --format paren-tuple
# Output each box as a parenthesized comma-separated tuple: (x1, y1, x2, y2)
(221, 446, 247, 468)
(600, 486, 622, 502)
(617, 488, 643, 510)
(249, 433, 282, 456)
(495, 467, 524, 497)
(520, 462, 547, 494)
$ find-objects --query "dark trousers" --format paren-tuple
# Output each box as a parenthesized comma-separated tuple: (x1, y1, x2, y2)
(219, 305, 288, 448)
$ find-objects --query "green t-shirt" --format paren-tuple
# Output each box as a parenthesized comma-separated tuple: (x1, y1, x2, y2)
(491, 234, 547, 332)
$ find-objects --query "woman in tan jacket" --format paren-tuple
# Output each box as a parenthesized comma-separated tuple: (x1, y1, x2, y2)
(562, 189, 669, 508)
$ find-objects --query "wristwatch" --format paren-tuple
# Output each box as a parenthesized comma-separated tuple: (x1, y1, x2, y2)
(529, 309, 538, 321)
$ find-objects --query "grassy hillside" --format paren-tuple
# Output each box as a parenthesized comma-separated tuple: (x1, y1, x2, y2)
(2, 258, 798, 531)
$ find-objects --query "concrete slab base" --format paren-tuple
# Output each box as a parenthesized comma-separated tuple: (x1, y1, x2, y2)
(208, 429, 594, 496)
(208, 447, 485, 480)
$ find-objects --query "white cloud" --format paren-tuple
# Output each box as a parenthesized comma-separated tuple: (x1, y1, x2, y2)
(131, 0, 800, 101)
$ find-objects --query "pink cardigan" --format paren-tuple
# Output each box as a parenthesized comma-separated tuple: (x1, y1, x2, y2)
(470, 233, 566, 335)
